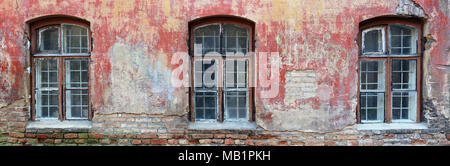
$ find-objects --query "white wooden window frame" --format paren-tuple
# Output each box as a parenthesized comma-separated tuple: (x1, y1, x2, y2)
(362, 27, 385, 56)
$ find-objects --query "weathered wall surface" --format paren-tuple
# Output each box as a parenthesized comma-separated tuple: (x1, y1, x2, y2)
(0, 0, 449, 145)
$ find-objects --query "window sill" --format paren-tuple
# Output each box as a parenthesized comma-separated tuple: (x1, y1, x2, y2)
(26, 120, 92, 133)
(356, 123, 427, 131)
(188, 121, 257, 130)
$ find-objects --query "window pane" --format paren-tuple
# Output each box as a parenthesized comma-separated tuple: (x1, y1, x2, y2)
(225, 91, 248, 120)
(223, 24, 249, 55)
(65, 90, 89, 119)
(36, 90, 59, 119)
(35, 59, 59, 119)
(39, 27, 59, 51)
(390, 25, 415, 55)
(36, 59, 59, 88)
(392, 60, 416, 90)
(66, 59, 89, 89)
(360, 61, 385, 91)
(194, 92, 217, 120)
(194, 60, 217, 90)
(363, 29, 382, 53)
(194, 25, 220, 56)
(392, 92, 417, 121)
(360, 92, 384, 122)
(225, 60, 248, 89)
(63, 24, 89, 54)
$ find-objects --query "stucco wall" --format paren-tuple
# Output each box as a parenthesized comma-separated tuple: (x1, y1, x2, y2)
(0, 0, 448, 145)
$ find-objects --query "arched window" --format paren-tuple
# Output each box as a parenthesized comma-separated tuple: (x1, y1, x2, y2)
(189, 16, 255, 122)
(29, 16, 91, 121)
(358, 17, 422, 123)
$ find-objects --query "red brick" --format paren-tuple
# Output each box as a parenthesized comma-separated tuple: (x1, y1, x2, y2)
(9, 132, 24, 138)
(412, 139, 426, 145)
(226, 134, 248, 139)
(168, 139, 178, 145)
(188, 139, 199, 145)
(36, 134, 48, 139)
(131, 140, 142, 145)
(199, 139, 212, 144)
(446, 134, 450, 140)
(278, 141, 287, 146)
(89, 133, 103, 139)
(348, 140, 359, 146)
(17, 139, 27, 144)
(25, 133, 36, 138)
(142, 140, 151, 145)
(224, 139, 234, 145)
(289, 141, 305, 146)
(305, 141, 325, 146)
(214, 134, 226, 139)
(245, 140, 254, 146)
(152, 139, 167, 145)
(384, 134, 395, 139)
(50, 133, 63, 139)
(325, 141, 335, 146)
(337, 135, 357, 140)
(75, 139, 85, 144)
(362, 135, 370, 139)
(173, 134, 186, 139)
(137, 134, 157, 139)
(64, 133, 78, 139)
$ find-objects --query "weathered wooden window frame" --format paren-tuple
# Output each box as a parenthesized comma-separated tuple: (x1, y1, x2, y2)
(188, 16, 255, 123)
(29, 17, 92, 121)
(357, 17, 423, 123)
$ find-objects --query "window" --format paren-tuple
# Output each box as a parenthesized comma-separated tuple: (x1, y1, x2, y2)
(30, 17, 91, 121)
(189, 16, 254, 122)
(358, 17, 422, 123)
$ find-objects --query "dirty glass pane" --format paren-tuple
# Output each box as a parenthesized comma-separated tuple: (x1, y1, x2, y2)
(392, 60, 416, 90)
(194, 25, 220, 56)
(194, 60, 217, 90)
(363, 29, 382, 53)
(36, 90, 59, 119)
(35, 59, 59, 119)
(65, 90, 89, 119)
(65, 59, 89, 89)
(360, 92, 384, 122)
(63, 24, 89, 54)
(390, 25, 415, 55)
(194, 92, 217, 120)
(39, 27, 59, 52)
(223, 24, 248, 55)
(392, 92, 416, 121)
(360, 61, 385, 91)
(225, 60, 248, 88)
(225, 91, 248, 120)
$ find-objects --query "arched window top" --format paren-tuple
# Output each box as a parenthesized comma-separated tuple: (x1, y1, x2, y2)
(189, 15, 255, 56)
(359, 16, 422, 57)
(28, 15, 91, 56)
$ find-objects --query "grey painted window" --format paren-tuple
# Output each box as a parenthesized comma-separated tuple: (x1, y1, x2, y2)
(194, 60, 218, 120)
(39, 26, 60, 52)
(390, 25, 417, 55)
(360, 61, 385, 122)
(35, 59, 59, 119)
(65, 59, 89, 119)
(391, 60, 417, 122)
(63, 24, 89, 54)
